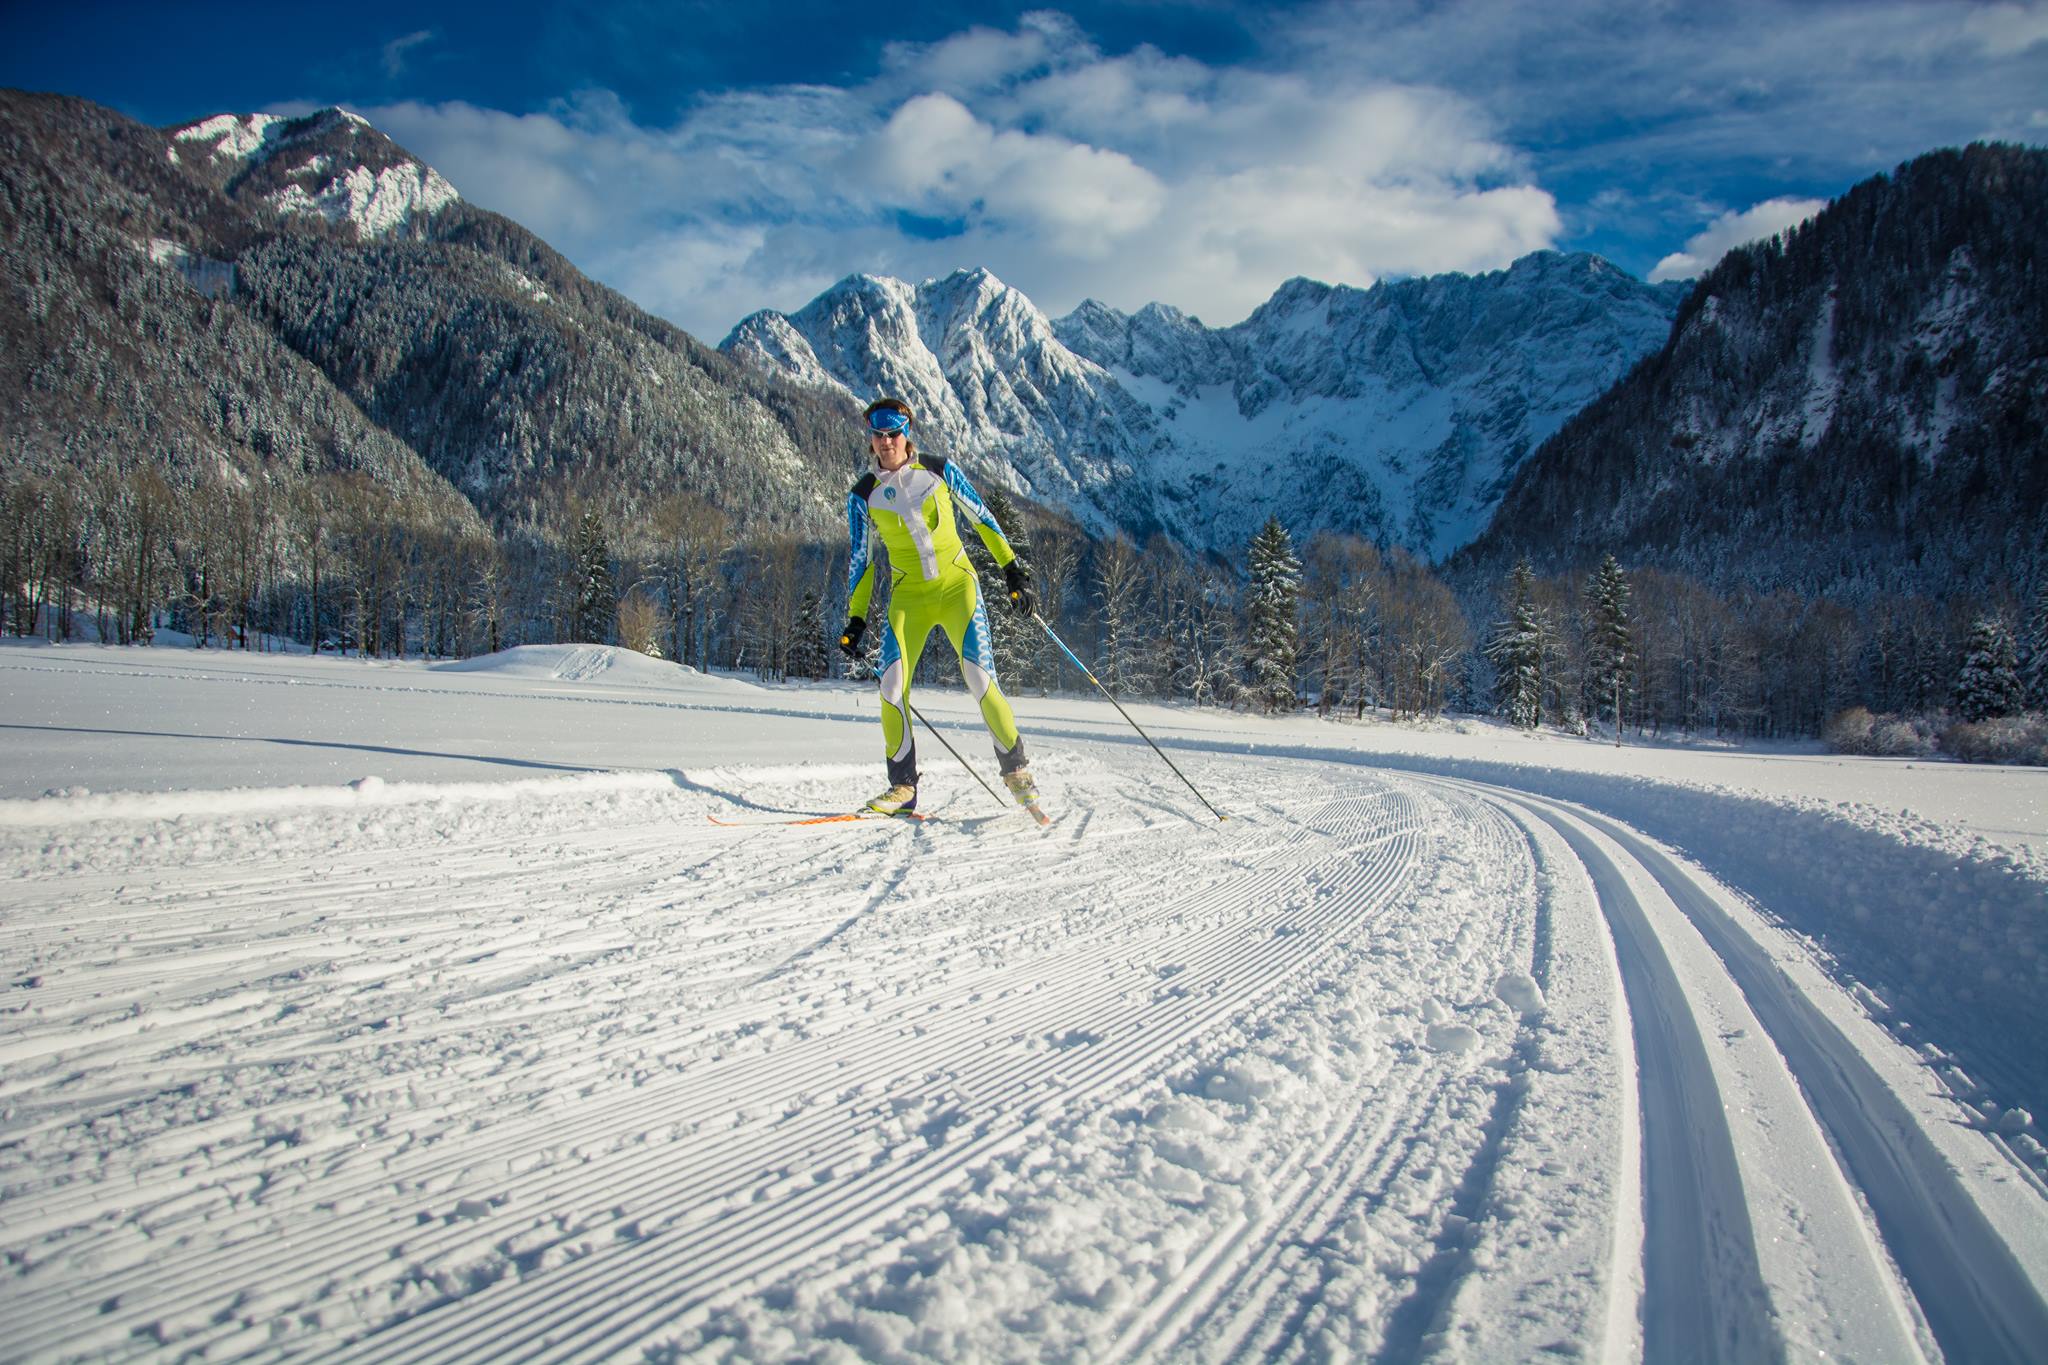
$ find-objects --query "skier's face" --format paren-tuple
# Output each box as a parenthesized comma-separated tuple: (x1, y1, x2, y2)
(870, 427, 912, 471)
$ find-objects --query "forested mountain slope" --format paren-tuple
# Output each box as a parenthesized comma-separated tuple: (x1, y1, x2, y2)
(0, 90, 858, 547)
(1463, 144, 2047, 602)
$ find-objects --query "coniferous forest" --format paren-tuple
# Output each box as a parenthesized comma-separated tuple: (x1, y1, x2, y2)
(3, 91, 2043, 761)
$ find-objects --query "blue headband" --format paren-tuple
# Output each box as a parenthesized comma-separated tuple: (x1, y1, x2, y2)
(867, 407, 911, 434)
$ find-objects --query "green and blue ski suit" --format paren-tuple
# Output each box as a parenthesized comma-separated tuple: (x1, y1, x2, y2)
(847, 453, 1027, 788)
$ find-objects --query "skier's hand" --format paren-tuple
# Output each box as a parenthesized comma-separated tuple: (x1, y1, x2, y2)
(838, 617, 866, 658)
(1002, 562, 1036, 616)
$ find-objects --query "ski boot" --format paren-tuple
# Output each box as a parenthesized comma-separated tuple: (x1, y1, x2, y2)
(865, 783, 917, 816)
(1001, 768, 1040, 807)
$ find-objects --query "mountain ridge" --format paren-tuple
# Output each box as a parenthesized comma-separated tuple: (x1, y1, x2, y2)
(723, 252, 1690, 559)
(0, 88, 861, 560)
(1461, 141, 2048, 603)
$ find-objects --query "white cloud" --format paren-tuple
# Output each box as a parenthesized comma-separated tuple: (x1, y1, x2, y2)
(361, 16, 1563, 341)
(866, 93, 1167, 251)
(380, 31, 435, 81)
(1649, 198, 1828, 282)
(319, 4, 2048, 339)
(1962, 2, 2048, 56)
(878, 10, 1082, 96)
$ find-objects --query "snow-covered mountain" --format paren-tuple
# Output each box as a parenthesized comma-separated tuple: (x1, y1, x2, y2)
(0, 90, 855, 547)
(168, 107, 459, 238)
(723, 255, 1688, 559)
(1465, 143, 2048, 600)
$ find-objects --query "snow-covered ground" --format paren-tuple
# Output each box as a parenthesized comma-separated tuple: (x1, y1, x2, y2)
(4, 641, 2045, 1361)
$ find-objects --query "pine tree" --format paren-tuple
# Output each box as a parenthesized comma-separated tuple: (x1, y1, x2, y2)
(1487, 559, 1550, 730)
(788, 588, 832, 680)
(1585, 554, 1635, 742)
(2023, 581, 2048, 712)
(1954, 616, 2023, 721)
(566, 506, 616, 644)
(1244, 517, 1302, 713)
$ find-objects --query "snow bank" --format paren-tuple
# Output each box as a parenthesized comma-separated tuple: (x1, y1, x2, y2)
(1264, 741, 2048, 1140)
(0, 769, 681, 829)
(431, 644, 710, 688)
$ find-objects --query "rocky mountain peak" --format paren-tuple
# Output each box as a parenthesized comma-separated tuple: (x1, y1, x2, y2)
(726, 252, 1688, 558)
(168, 106, 457, 239)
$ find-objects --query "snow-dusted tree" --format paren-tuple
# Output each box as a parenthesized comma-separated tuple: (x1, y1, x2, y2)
(1, 471, 81, 641)
(1382, 550, 1467, 719)
(1013, 524, 1079, 692)
(2023, 580, 2048, 712)
(736, 533, 811, 680)
(285, 474, 341, 653)
(1954, 616, 2023, 721)
(1487, 559, 1550, 729)
(787, 588, 833, 680)
(1150, 539, 1238, 708)
(1584, 554, 1635, 742)
(1243, 517, 1302, 713)
(647, 491, 730, 672)
(1092, 534, 1148, 696)
(1302, 534, 1380, 717)
(564, 504, 616, 644)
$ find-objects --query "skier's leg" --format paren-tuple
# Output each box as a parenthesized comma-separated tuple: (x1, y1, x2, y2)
(945, 576, 1027, 774)
(879, 598, 932, 788)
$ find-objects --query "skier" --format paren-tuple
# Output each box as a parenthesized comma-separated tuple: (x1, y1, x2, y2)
(838, 397, 1039, 816)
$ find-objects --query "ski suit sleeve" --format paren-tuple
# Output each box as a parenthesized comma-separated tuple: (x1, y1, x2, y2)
(846, 489, 877, 617)
(939, 460, 1018, 569)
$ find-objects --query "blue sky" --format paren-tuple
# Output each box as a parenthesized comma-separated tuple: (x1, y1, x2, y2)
(10, 1, 2046, 340)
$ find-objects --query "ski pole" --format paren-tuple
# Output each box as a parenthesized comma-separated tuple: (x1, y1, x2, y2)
(904, 695, 1008, 809)
(856, 662, 1008, 809)
(1029, 611, 1227, 822)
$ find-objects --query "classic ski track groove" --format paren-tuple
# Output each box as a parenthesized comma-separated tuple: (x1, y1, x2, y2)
(349, 786, 1443, 1360)
(6, 760, 1438, 1359)
(1421, 775, 2038, 1365)
(1147, 807, 1534, 1361)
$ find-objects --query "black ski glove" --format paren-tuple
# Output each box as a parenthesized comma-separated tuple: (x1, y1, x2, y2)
(838, 617, 866, 658)
(1002, 562, 1036, 616)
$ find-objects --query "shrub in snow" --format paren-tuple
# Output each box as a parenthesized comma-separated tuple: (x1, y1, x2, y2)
(2025, 581, 2048, 711)
(1824, 708, 1937, 757)
(615, 590, 665, 660)
(1939, 714, 2048, 765)
(1871, 715, 1939, 757)
(1823, 707, 1877, 754)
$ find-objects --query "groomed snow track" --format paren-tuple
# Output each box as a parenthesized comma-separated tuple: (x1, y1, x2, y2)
(3, 746, 2044, 1361)
(1420, 775, 2048, 1364)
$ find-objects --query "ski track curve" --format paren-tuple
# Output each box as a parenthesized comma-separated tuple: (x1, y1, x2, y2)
(348, 780, 1475, 1363)
(1, 749, 1557, 1363)
(6, 744, 2042, 1361)
(1424, 774, 2048, 1365)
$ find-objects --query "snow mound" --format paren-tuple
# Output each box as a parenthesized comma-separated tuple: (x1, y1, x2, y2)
(1494, 972, 1548, 1020)
(0, 770, 679, 829)
(431, 645, 744, 691)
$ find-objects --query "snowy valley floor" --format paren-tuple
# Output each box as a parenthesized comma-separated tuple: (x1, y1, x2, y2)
(2, 643, 2046, 1362)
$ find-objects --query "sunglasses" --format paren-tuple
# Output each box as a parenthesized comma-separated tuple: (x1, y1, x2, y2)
(867, 409, 911, 435)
